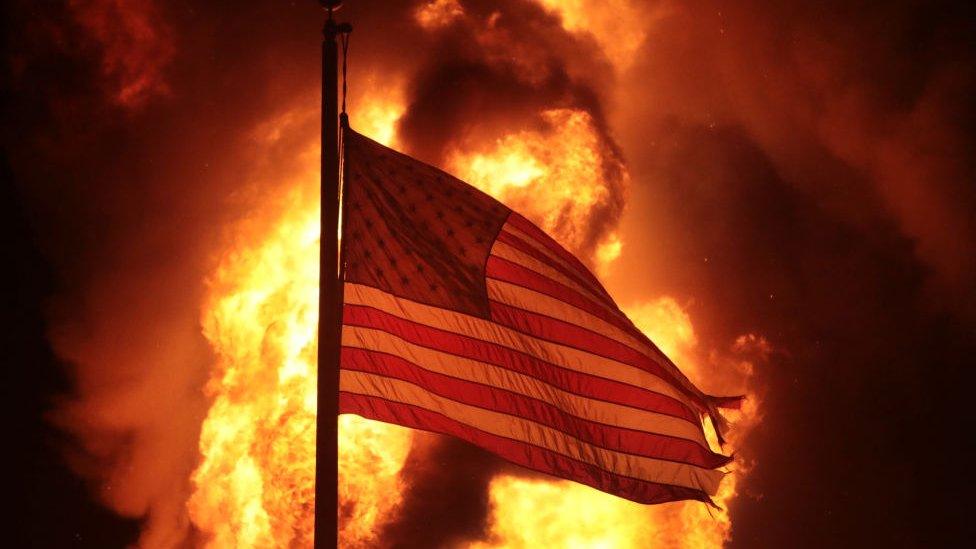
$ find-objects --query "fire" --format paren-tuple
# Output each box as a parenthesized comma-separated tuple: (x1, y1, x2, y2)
(350, 85, 407, 149)
(414, 0, 465, 30)
(595, 232, 623, 275)
(187, 172, 320, 547)
(447, 107, 625, 269)
(470, 478, 651, 548)
(531, 0, 652, 71)
(474, 298, 763, 548)
(188, 111, 413, 546)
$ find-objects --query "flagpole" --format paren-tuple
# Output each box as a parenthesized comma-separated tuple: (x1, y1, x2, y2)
(315, 2, 346, 548)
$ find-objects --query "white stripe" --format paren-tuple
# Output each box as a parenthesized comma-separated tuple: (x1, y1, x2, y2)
(486, 278, 664, 361)
(502, 222, 609, 298)
(490, 240, 615, 314)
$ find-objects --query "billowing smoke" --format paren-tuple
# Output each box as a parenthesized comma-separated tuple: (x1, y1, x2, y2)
(611, 0, 976, 318)
(6, 0, 975, 547)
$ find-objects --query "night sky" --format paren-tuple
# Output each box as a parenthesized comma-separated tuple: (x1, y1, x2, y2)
(5, 1, 976, 547)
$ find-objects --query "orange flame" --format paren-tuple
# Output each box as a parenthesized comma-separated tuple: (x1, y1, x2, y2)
(531, 0, 652, 71)
(447, 108, 625, 270)
(351, 84, 407, 149)
(187, 105, 413, 547)
(414, 0, 465, 30)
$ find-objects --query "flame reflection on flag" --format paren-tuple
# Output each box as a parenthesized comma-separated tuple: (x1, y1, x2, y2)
(187, 92, 762, 547)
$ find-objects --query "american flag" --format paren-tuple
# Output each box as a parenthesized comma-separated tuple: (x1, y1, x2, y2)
(338, 128, 737, 505)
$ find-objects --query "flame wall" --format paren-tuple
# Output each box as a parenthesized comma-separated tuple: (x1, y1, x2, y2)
(5, 0, 976, 547)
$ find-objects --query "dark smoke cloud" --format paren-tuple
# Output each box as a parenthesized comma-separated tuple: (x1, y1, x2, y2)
(377, 434, 494, 548)
(69, 0, 175, 108)
(5, 0, 975, 547)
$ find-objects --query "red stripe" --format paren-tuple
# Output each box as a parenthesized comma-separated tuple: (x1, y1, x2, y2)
(488, 300, 708, 411)
(496, 230, 611, 306)
(342, 304, 700, 424)
(488, 252, 692, 408)
(499, 218, 741, 420)
(342, 347, 729, 468)
(487, 255, 637, 338)
(339, 392, 713, 505)
(506, 213, 609, 297)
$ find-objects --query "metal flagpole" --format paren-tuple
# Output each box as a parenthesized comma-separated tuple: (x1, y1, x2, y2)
(316, 2, 350, 548)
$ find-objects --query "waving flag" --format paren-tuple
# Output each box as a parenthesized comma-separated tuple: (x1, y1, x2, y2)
(338, 127, 738, 504)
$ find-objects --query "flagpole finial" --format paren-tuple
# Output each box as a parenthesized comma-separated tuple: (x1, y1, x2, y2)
(320, 1, 352, 36)
(319, 0, 343, 16)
